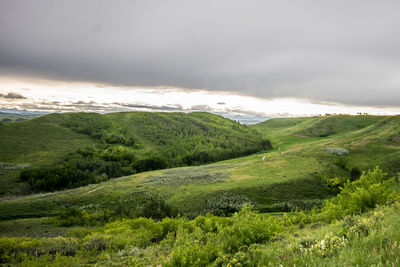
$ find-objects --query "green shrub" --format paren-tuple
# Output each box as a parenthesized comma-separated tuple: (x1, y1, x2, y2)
(140, 199, 177, 220)
(272, 199, 324, 212)
(203, 192, 252, 216)
(133, 155, 169, 172)
(56, 208, 115, 227)
(166, 206, 284, 266)
(318, 167, 397, 222)
(323, 176, 350, 194)
(218, 206, 284, 254)
(350, 167, 362, 181)
(0, 237, 79, 263)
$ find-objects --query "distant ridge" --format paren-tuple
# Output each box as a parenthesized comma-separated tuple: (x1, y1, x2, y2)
(0, 108, 48, 116)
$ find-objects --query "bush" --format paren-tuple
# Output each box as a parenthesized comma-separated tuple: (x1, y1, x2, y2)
(0, 237, 79, 263)
(318, 167, 397, 222)
(350, 167, 361, 181)
(167, 206, 284, 266)
(323, 176, 350, 194)
(133, 155, 168, 172)
(140, 199, 178, 220)
(273, 199, 324, 212)
(218, 206, 284, 253)
(56, 208, 114, 227)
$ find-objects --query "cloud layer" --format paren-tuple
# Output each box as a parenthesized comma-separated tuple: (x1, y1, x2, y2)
(1, 0, 400, 106)
(0, 92, 26, 99)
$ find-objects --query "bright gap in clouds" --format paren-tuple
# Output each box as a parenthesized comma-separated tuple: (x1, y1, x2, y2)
(1, 76, 399, 124)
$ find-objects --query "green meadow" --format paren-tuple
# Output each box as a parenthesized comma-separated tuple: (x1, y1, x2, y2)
(0, 113, 399, 266)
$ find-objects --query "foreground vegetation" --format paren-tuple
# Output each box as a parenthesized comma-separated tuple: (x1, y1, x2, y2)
(0, 167, 398, 266)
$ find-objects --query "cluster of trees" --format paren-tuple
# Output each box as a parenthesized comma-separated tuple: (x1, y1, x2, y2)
(20, 144, 172, 192)
(21, 145, 169, 191)
(127, 112, 271, 166)
(60, 113, 135, 146)
(20, 159, 127, 191)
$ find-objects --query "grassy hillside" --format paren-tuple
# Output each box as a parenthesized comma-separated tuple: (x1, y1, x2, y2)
(0, 112, 269, 194)
(0, 118, 92, 195)
(0, 114, 399, 266)
(251, 115, 400, 176)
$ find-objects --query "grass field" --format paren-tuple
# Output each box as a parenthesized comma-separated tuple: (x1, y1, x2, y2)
(0, 114, 399, 265)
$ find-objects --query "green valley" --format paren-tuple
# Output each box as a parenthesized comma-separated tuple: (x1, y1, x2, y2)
(0, 113, 399, 266)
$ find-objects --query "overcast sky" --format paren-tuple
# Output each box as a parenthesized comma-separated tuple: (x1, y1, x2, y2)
(0, 0, 399, 117)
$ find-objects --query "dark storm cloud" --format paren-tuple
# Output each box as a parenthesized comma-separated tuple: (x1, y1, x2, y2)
(1, 92, 27, 99)
(1, 0, 400, 106)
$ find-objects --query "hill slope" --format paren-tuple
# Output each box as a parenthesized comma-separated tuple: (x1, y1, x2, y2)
(251, 115, 400, 176)
(0, 112, 270, 194)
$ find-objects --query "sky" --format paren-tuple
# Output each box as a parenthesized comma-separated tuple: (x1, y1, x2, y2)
(1, 0, 400, 122)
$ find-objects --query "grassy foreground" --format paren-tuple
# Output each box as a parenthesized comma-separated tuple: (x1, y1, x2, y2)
(0, 167, 399, 266)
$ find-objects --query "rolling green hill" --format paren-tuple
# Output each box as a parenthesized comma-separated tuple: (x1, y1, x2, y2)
(0, 112, 270, 194)
(1, 115, 398, 220)
(0, 114, 399, 266)
(251, 115, 400, 175)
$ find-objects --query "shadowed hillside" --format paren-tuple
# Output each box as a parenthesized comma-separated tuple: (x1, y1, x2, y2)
(0, 112, 270, 193)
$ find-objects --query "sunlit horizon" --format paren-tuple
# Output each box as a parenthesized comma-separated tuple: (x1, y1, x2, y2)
(1, 75, 399, 124)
